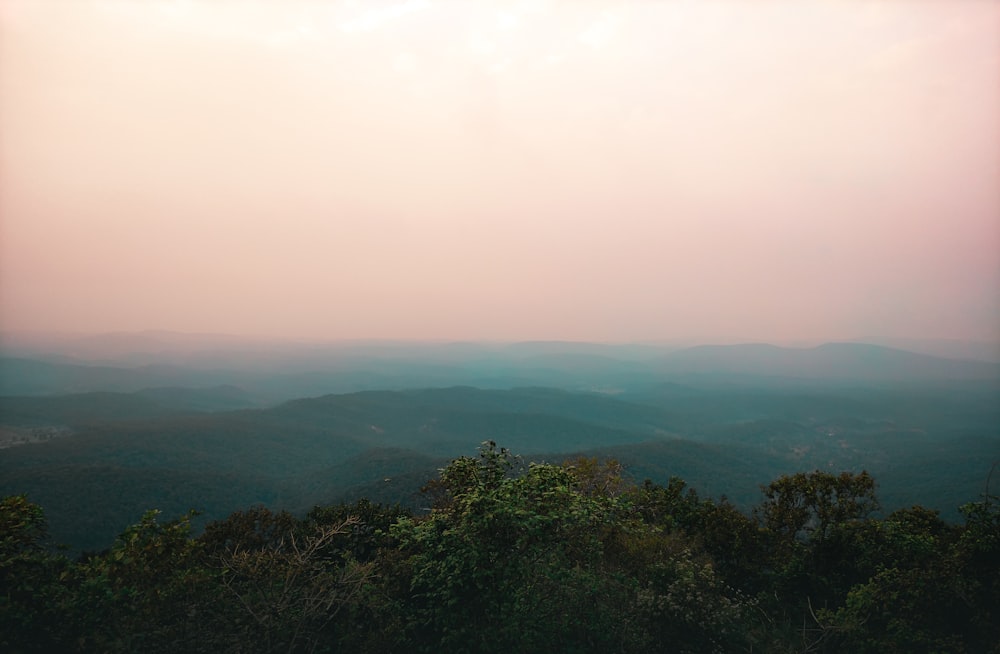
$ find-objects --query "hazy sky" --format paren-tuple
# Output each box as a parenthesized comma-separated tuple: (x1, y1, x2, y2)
(1, 0, 998, 344)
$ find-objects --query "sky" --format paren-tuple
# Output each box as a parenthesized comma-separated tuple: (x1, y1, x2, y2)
(1, 0, 998, 345)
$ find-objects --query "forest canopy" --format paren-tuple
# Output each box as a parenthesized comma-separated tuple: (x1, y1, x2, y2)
(2, 443, 998, 653)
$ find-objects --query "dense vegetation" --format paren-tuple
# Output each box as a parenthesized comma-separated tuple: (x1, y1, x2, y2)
(4, 381, 997, 553)
(4, 442, 998, 653)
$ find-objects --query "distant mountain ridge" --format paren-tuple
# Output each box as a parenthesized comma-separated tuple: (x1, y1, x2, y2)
(657, 342, 1000, 382)
(2, 341, 997, 402)
(5, 329, 998, 363)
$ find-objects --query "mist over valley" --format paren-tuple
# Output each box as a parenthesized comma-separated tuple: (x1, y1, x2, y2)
(2, 332, 996, 553)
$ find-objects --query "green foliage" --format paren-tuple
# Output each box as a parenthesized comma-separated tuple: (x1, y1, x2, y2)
(1, 446, 996, 653)
(632, 546, 749, 654)
(305, 498, 411, 563)
(0, 495, 48, 558)
(214, 516, 371, 653)
(825, 563, 974, 653)
(199, 505, 298, 555)
(69, 509, 211, 653)
(562, 455, 628, 499)
(954, 490, 1000, 652)
(958, 489, 1000, 564)
(393, 442, 618, 652)
(0, 496, 72, 652)
(757, 470, 879, 544)
(389, 442, 753, 653)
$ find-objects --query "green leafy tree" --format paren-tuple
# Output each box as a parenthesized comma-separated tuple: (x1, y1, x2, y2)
(199, 505, 299, 556)
(756, 470, 879, 597)
(390, 443, 756, 653)
(74, 509, 211, 653)
(0, 495, 72, 652)
(392, 443, 633, 652)
(757, 470, 879, 546)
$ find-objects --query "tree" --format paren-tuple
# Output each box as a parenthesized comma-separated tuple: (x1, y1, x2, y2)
(199, 505, 298, 556)
(305, 498, 412, 563)
(757, 470, 879, 546)
(0, 495, 72, 652)
(70, 509, 211, 653)
(392, 443, 631, 652)
(215, 516, 371, 654)
(389, 443, 756, 653)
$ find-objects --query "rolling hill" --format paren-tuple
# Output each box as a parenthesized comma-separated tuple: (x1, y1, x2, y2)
(2, 367, 997, 552)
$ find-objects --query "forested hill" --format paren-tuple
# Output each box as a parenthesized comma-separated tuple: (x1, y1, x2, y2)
(3, 445, 998, 652)
(2, 381, 997, 553)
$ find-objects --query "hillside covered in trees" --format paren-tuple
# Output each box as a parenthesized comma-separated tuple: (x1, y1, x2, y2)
(3, 443, 999, 653)
(3, 342, 998, 554)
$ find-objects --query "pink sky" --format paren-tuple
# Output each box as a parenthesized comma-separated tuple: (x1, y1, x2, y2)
(1, 0, 998, 344)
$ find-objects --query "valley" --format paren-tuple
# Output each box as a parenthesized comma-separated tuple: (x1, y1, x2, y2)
(1, 337, 997, 553)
